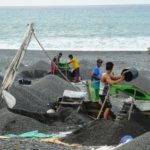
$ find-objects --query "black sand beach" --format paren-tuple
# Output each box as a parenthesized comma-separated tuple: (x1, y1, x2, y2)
(0, 50, 150, 150)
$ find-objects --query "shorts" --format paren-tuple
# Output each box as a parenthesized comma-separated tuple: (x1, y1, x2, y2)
(73, 68, 80, 77)
(100, 95, 112, 109)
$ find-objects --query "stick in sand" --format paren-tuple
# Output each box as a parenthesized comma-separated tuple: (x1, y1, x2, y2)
(128, 89, 136, 120)
(96, 87, 110, 120)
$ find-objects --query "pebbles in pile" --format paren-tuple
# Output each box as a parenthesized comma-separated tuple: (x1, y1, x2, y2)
(0, 100, 7, 109)
(0, 75, 8, 109)
(10, 84, 48, 113)
(0, 139, 76, 150)
(63, 112, 150, 146)
(56, 107, 91, 126)
(0, 108, 51, 135)
(0, 107, 90, 134)
(18, 60, 50, 79)
(6, 75, 89, 130)
(9, 75, 77, 113)
(30, 75, 77, 103)
(116, 131, 150, 150)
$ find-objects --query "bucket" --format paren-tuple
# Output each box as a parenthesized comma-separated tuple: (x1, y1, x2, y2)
(121, 67, 138, 82)
(120, 135, 133, 144)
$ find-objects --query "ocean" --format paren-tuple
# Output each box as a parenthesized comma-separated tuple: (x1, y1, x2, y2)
(0, 5, 150, 51)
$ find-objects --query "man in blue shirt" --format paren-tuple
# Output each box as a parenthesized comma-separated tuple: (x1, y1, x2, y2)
(91, 59, 103, 100)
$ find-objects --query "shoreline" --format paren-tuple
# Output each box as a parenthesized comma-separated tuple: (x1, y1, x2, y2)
(0, 49, 148, 52)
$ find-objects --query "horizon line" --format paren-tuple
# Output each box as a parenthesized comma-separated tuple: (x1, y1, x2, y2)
(0, 4, 150, 7)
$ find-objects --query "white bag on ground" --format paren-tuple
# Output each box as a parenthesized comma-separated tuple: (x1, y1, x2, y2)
(63, 90, 86, 98)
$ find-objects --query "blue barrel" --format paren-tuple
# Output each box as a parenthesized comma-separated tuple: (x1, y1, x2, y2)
(121, 67, 138, 82)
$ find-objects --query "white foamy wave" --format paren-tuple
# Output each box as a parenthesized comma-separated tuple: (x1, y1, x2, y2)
(0, 36, 150, 51)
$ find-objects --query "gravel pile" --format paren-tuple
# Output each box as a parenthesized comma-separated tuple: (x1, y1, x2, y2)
(8, 75, 77, 113)
(10, 85, 48, 113)
(0, 75, 8, 109)
(63, 112, 150, 146)
(30, 75, 77, 103)
(0, 74, 90, 134)
(0, 107, 90, 135)
(0, 108, 51, 135)
(116, 132, 150, 150)
(18, 60, 50, 79)
(0, 100, 7, 109)
(56, 107, 91, 126)
(0, 138, 93, 150)
(0, 139, 74, 150)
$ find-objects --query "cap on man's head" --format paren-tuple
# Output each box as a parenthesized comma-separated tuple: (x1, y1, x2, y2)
(97, 59, 103, 64)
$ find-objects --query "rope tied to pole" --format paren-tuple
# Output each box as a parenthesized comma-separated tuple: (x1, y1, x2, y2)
(32, 31, 75, 86)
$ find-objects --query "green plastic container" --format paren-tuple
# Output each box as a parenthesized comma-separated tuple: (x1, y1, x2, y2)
(88, 82, 100, 102)
(57, 63, 70, 70)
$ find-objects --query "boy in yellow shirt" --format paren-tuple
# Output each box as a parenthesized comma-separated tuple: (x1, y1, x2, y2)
(68, 54, 80, 82)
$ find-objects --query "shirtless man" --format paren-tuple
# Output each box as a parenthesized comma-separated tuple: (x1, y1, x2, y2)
(100, 62, 124, 120)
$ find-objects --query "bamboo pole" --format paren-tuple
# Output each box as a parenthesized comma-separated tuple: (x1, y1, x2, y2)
(96, 87, 110, 120)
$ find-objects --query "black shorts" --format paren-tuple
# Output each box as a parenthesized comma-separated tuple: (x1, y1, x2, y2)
(73, 68, 80, 77)
(100, 95, 112, 109)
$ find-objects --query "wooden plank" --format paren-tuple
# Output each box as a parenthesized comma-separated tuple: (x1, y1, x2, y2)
(58, 102, 81, 105)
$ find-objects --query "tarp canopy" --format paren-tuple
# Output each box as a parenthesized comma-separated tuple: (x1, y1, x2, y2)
(110, 84, 150, 101)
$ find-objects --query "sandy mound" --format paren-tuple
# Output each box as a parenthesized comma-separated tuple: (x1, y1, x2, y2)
(56, 107, 91, 126)
(0, 108, 51, 135)
(0, 138, 75, 150)
(9, 75, 77, 113)
(0, 107, 90, 134)
(0, 74, 90, 132)
(18, 60, 50, 79)
(30, 75, 77, 103)
(116, 132, 150, 150)
(0, 75, 8, 109)
(63, 112, 150, 146)
(10, 85, 48, 113)
(0, 100, 7, 109)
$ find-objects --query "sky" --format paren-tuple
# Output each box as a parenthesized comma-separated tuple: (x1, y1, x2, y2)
(0, 0, 150, 6)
